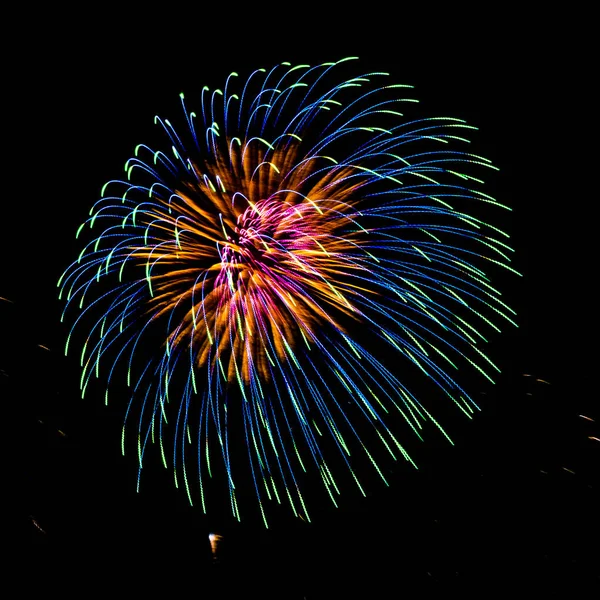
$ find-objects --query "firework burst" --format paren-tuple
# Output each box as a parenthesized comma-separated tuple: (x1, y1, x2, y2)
(59, 57, 518, 525)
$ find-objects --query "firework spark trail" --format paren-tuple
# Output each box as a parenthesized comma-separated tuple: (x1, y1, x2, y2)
(59, 57, 518, 526)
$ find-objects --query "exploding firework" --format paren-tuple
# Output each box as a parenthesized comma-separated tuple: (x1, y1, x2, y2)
(59, 57, 517, 525)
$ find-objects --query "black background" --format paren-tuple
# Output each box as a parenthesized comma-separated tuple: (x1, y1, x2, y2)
(7, 6, 596, 597)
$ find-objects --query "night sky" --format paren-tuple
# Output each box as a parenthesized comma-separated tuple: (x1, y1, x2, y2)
(9, 8, 596, 597)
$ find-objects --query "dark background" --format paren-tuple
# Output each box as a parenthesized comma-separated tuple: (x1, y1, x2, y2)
(7, 7, 596, 597)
